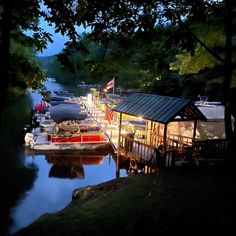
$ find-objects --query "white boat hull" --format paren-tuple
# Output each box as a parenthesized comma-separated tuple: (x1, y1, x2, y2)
(25, 141, 111, 151)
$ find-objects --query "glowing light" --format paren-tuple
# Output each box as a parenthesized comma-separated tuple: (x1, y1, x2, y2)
(87, 93, 92, 104)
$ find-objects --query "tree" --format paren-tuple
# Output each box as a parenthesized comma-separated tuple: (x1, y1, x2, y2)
(70, 0, 235, 141)
(0, 0, 78, 131)
(1, 0, 235, 142)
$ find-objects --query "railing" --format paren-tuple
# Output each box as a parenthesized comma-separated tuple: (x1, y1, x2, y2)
(149, 132, 193, 150)
(119, 133, 192, 163)
(167, 134, 193, 146)
(119, 134, 232, 167)
(191, 139, 231, 159)
(119, 134, 155, 163)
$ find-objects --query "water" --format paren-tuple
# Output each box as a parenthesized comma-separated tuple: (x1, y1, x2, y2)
(10, 154, 121, 234)
(0, 80, 127, 235)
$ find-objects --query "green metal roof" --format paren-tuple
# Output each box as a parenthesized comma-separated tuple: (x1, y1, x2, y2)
(113, 93, 206, 124)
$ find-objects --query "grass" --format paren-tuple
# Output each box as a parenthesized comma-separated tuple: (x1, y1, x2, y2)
(14, 162, 236, 236)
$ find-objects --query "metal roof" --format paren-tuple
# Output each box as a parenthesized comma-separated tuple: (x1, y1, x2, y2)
(113, 93, 206, 124)
(197, 105, 225, 121)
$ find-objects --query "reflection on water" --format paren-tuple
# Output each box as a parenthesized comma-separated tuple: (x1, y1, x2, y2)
(46, 154, 105, 179)
(0, 93, 38, 236)
(49, 163, 85, 179)
(10, 153, 126, 234)
(0, 81, 127, 235)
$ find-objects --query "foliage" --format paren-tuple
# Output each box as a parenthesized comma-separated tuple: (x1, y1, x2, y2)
(9, 40, 46, 92)
(1, 0, 235, 139)
(170, 24, 225, 74)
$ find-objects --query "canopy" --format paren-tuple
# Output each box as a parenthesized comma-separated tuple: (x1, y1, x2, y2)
(49, 104, 87, 123)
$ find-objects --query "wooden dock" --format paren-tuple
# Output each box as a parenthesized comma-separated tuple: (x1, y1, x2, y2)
(81, 97, 233, 176)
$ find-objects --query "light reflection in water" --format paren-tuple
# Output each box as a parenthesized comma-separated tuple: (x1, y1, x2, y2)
(10, 154, 127, 234)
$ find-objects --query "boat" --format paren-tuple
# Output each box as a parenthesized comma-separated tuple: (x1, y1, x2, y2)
(24, 123, 111, 151)
(195, 95, 222, 107)
(24, 101, 111, 152)
(77, 81, 88, 88)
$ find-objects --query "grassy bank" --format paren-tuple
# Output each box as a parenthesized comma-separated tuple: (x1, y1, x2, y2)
(15, 162, 236, 236)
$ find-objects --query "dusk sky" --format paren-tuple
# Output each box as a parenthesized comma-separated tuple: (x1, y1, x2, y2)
(37, 31, 68, 57)
(37, 19, 88, 57)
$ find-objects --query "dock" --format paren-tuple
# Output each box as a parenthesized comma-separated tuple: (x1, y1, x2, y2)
(81, 98, 120, 151)
(81, 97, 158, 175)
(80, 93, 233, 176)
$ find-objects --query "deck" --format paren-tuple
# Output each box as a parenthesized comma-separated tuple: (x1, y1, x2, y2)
(81, 97, 233, 173)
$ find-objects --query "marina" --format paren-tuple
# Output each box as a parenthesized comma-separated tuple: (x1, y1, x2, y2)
(83, 92, 232, 169)
(26, 86, 233, 174)
(2, 80, 233, 235)
(8, 81, 234, 234)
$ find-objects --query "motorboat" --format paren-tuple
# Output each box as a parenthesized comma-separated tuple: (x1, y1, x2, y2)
(24, 131, 110, 151)
(24, 119, 111, 151)
(24, 101, 111, 152)
(77, 81, 88, 88)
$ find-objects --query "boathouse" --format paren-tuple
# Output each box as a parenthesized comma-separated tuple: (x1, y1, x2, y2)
(112, 93, 208, 170)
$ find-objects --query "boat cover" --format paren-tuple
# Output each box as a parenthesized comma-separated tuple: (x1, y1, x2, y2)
(51, 96, 70, 101)
(49, 104, 87, 123)
(49, 101, 78, 106)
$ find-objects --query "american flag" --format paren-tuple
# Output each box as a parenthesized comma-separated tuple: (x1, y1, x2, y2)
(107, 78, 114, 89)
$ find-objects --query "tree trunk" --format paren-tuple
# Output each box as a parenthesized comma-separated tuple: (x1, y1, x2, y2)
(0, 0, 12, 132)
(223, 0, 233, 140)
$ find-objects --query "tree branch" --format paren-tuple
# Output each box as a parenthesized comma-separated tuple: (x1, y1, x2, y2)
(177, 17, 225, 64)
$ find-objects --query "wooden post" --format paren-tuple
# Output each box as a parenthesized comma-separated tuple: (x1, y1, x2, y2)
(116, 154, 120, 178)
(145, 119, 148, 144)
(163, 123, 168, 153)
(150, 121, 153, 146)
(117, 112, 122, 151)
(193, 120, 197, 143)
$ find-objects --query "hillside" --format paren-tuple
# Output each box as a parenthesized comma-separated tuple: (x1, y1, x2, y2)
(14, 162, 236, 236)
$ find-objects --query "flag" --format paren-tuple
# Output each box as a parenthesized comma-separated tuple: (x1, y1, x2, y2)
(106, 78, 114, 89)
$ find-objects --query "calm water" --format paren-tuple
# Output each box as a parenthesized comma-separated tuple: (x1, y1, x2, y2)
(0, 81, 127, 235)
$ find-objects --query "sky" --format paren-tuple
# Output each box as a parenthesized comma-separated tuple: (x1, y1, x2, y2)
(36, 19, 89, 57)
(37, 29, 68, 57)
(36, 3, 87, 57)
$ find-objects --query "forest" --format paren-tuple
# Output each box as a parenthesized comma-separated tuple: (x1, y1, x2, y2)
(0, 0, 235, 140)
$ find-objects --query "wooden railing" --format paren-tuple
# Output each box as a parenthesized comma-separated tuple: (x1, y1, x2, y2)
(119, 134, 232, 167)
(191, 139, 231, 159)
(167, 134, 193, 146)
(118, 134, 155, 163)
(149, 132, 193, 150)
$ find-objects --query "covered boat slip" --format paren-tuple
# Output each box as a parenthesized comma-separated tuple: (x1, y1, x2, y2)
(113, 93, 230, 166)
